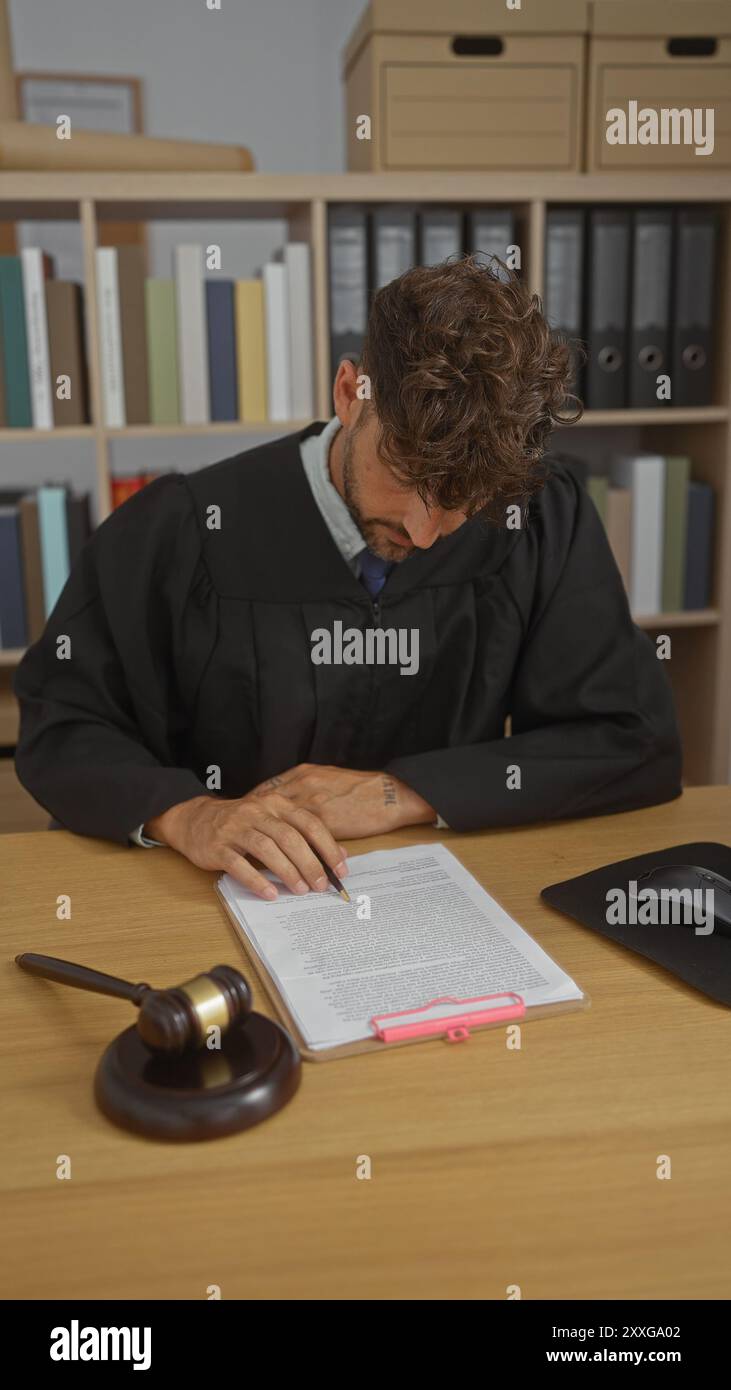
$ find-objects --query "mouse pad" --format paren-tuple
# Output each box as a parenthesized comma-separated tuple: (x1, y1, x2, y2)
(541, 842, 731, 1007)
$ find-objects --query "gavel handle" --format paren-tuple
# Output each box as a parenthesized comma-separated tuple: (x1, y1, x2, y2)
(15, 952, 149, 1005)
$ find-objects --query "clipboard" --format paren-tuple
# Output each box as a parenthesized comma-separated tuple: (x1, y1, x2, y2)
(216, 883, 589, 1063)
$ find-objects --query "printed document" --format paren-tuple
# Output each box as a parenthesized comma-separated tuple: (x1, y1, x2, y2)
(218, 843, 583, 1051)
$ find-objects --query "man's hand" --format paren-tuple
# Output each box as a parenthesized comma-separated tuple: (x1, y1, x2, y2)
(248, 765, 436, 838)
(144, 793, 348, 901)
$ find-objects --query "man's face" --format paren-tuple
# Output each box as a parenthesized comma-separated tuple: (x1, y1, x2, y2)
(340, 409, 469, 563)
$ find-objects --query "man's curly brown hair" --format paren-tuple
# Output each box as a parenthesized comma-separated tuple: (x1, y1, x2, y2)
(357, 255, 581, 522)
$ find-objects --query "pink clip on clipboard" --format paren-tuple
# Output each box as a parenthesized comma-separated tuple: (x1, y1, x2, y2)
(370, 991, 525, 1044)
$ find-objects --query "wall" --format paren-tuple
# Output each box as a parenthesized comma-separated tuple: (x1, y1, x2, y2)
(8, 0, 364, 172)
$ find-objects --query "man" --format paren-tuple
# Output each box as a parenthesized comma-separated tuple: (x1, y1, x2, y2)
(14, 258, 682, 900)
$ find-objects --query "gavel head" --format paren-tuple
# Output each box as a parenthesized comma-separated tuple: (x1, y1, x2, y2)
(136, 965, 252, 1054)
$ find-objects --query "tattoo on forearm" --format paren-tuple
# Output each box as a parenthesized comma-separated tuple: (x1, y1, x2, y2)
(265, 776, 283, 790)
(382, 775, 398, 806)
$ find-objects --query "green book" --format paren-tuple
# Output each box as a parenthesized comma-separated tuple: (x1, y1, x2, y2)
(0, 256, 32, 426)
(145, 279, 180, 424)
(587, 474, 609, 527)
(662, 456, 691, 612)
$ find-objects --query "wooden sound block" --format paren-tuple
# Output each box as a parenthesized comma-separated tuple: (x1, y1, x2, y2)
(95, 1012, 301, 1141)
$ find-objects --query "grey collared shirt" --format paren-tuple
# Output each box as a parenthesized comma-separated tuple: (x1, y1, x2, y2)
(300, 414, 366, 575)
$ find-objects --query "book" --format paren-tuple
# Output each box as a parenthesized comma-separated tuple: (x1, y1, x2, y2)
(111, 475, 152, 510)
(45, 281, 89, 425)
(610, 454, 666, 616)
(234, 279, 267, 423)
(145, 280, 180, 424)
(37, 485, 70, 617)
(218, 843, 585, 1058)
(605, 487, 632, 597)
(0, 487, 90, 639)
(0, 255, 32, 425)
(0, 311, 6, 424)
(206, 280, 238, 422)
(0, 504, 28, 648)
(95, 248, 125, 427)
(18, 494, 45, 642)
(586, 475, 609, 527)
(175, 244, 210, 425)
(283, 243, 314, 420)
(20, 247, 54, 429)
(263, 261, 291, 422)
(683, 482, 714, 610)
(554, 454, 607, 525)
(662, 456, 691, 613)
(117, 246, 150, 425)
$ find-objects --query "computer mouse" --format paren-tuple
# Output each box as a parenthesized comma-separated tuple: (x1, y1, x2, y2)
(629, 864, 731, 938)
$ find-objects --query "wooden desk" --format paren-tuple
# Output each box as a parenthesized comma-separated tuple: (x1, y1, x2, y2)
(2, 787, 731, 1301)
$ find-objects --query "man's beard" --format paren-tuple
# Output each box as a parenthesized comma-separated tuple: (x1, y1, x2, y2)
(341, 427, 415, 562)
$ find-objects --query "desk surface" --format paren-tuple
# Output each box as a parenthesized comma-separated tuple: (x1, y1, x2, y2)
(2, 787, 731, 1301)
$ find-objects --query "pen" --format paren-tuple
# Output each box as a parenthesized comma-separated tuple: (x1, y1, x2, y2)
(313, 847, 350, 902)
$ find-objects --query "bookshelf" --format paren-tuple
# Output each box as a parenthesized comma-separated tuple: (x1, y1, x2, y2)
(1, 169, 730, 785)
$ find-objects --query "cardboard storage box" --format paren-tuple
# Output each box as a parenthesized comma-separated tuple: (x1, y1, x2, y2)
(588, 0, 731, 170)
(343, 0, 589, 172)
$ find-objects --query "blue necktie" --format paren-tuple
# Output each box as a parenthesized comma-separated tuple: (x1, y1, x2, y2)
(359, 547, 392, 600)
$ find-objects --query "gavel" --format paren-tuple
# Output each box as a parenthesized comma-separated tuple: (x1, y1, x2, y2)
(15, 952, 252, 1054)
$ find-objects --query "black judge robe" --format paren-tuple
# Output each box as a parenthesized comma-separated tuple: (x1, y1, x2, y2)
(14, 423, 682, 844)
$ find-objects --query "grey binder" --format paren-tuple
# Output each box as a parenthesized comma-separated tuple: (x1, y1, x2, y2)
(328, 205, 369, 370)
(420, 208, 463, 265)
(469, 208, 516, 283)
(370, 207, 417, 291)
(544, 207, 585, 401)
(629, 208, 673, 409)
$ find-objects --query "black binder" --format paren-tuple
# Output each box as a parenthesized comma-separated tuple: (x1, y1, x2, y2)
(544, 207, 585, 402)
(327, 205, 369, 370)
(671, 208, 718, 407)
(629, 208, 673, 409)
(585, 208, 631, 411)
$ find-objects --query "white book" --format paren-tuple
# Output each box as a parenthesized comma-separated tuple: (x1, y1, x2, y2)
(95, 247, 126, 428)
(263, 261, 291, 421)
(610, 453, 666, 616)
(283, 243, 314, 420)
(174, 244, 210, 424)
(21, 248, 54, 430)
(219, 843, 584, 1054)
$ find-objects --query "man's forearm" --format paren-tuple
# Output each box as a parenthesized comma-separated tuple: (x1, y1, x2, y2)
(143, 795, 212, 848)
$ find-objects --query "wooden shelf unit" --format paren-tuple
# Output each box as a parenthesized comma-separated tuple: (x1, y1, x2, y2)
(1, 170, 730, 781)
